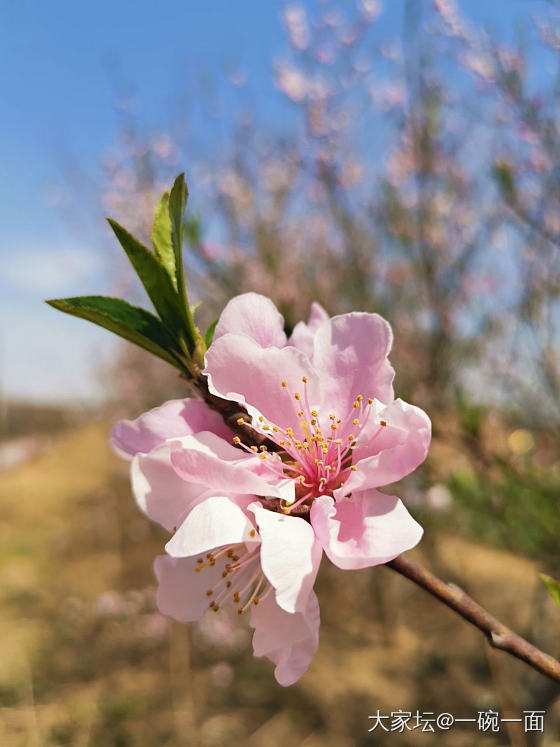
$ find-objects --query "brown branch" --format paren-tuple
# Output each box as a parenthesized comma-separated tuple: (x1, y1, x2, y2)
(185, 367, 560, 684)
(387, 554, 560, 683)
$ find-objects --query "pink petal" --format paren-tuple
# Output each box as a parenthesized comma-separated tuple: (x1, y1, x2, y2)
(340, 399, 431, 493)
(110, 398, 232, 458)
(250, 590, 320, 686)
(204, 333, 319, 431)
(312, 313, 395, 418)
(288, 301, 330, 357)
(212, 292, 287, 348)
(249, 504, 322, 614)
(165, 494, 258, 558)
(170, 432, 292, 501)
(154, 554, 222, 622)
(310, 491, 423, 570)
(132, 443, 213, 531)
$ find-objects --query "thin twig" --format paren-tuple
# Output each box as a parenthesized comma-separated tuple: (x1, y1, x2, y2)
(186, 368, 560, 684)
(387, 554, 560, 684)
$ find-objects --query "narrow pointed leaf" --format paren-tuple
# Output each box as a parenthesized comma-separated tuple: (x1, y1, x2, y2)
(46, 296, 183, 369)
(107, 218, 192, 343)
(151, 190, 177, 291)
(168, 173, 191, 314)
(541, 574, 560, 608)
(205, 318, 218, 348)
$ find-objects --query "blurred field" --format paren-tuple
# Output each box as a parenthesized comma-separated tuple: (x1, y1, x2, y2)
(1, 416, 558, 746)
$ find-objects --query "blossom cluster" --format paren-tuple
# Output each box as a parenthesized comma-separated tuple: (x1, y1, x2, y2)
(111, 293, 431, 685)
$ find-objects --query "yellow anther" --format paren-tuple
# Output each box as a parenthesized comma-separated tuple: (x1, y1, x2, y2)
(251, 445, 258, 452)
(380, 420, 387, 427)
(348, 434, 355, 441)
(311, 410, 318, 417)
(352, 419, 359, 426)
(298, 475, 306, 482)
(322, 447, 328, 454)
(294, 392, 301, 401)
(253, 597, 259, 605)
(233, 592, 240, 603)
(259, 453, 266, 460)
(250, 529, 256, 537)
(233, 436, 241, 444)
(273, 426, 279, 432)
(368, 398, 373, 405)
(281, 380, 287, 387)
(302, 441, 309, 449)
(325, 465, 331, 471)
(301, 376, 308, 383)
(259, 416, 264, 422)
(279, 439, 285, 446)
(206, 589, 213, 596)
(197, 558, 204, 564)
(337, 418, 342, 423)
(236, 417, 245, 425)
(331, 424, 337, 431)
(357, 395, 363, 401)
(329, 414, 335, 420)
(310, 419, 316, 426)
(297, 410, 303, 417)
(262, 424, 270, 431)
(350, 465, 358, 471)
(259, 445, 267, 451)
(353, 401, 360, 409)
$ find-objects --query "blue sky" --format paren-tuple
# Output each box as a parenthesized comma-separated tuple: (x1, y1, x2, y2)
(0, 0, 549, 403)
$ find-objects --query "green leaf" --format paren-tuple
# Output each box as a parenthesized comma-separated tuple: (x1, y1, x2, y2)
(541, 574, 560, 608)
(107, 218, 191, 343)
(168, 174, 197, 336)
(205, 318, 219, 348)
(46, 296, 183, 370)
(151, 191, 177, 291)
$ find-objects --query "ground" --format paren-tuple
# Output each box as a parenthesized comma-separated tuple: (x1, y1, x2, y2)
(0, 421, 558, 746)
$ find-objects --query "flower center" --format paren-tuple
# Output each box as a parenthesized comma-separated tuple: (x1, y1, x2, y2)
(194, 540, 271, 615)
(232, 376, 387, 513)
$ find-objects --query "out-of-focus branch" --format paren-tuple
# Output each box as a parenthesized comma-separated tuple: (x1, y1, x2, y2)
(185, 366, 560, 685)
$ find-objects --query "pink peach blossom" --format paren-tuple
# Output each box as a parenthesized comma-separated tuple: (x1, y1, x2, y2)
(157, 494, 321, 686)
(111, 293, 430, 685)
(204, 293, 430, 570)
(111, 398, 321, 685)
